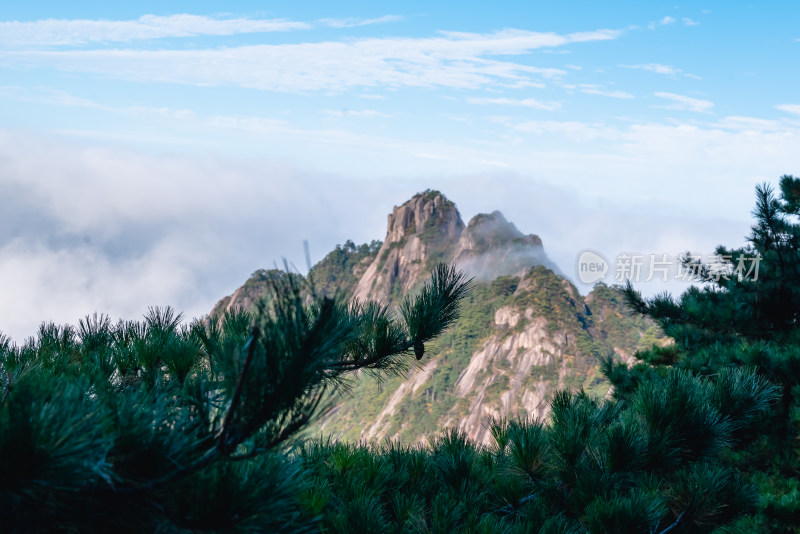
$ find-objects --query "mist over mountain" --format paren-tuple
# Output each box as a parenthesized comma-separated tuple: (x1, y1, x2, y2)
(210, 190, 663, 444)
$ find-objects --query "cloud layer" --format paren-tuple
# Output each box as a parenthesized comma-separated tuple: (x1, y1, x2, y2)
(0, 15, 311, 48)
(1, 28, 619, 92)
(0, 127, 767, 343)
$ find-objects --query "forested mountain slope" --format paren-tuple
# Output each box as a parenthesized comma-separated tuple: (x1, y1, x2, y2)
(210, 190, 664, 444)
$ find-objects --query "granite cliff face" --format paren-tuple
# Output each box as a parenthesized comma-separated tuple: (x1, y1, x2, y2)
(352, 190, 557, 305)
(352, 191, 464, 303)
(209, 190, 662, 445)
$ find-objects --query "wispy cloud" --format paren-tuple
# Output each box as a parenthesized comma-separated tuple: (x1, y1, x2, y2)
(715, 116, 786, 132)
(648, 16, 676, 30)
(682, 17, 700, 26)
(321, 15, 404, 29)
(467, 97, 562, 111)
(0, 85, 110, 110)
(621, 63, 681, 76)
(323, 109, 391, 118)
(512, 120, 620, 141)
(0, 28, 618, 92)
(581, 87, 634, 99)
(654, 91, 714, 113)
(0, 85, 194, 119)
(0, 14, 310, 48)
(0, 85, 195, 119)
(776, 104, 800, 116)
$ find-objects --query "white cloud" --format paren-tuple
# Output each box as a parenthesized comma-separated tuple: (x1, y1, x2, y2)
(0, 85, 196, 120)
(648, 16, 677, 30)
(654, 91, 714, 113)
(2, 109, 799, 340)
(621, 63, 681, 76)
(715, 116, 785, 132)
(323, 109, 391, 118)
(776, 104, 800, 116)
(512, 120, 620, 141)
(0, 130, 413, 341)
(682, 17, 700, 26)
(0, 85, 110, 110)
(413, 151, 509, 168)
(321, 15, 404, 29)
(0, 28, 616, 92)
(581, 87, 634, 99)
(0, 14, 310, 48)
(0, 239, 201, 342)
(439, 173, 752, 298)
(436, 28, 621, 51)
(467, 97, 561, 111)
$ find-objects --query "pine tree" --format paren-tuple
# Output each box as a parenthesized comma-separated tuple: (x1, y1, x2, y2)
(0, 263, 471, 532)
(609, 175, 800, 531)
(299, 367, 777, 533)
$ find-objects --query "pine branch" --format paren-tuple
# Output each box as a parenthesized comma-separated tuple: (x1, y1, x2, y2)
(217, 326, 259, 453)
(400, 263, 473, 353)
(492, 491, 539, 515)
(656, 509, 685, 534)
(0, 372, 10, 404)
(136, 328, 263, 491)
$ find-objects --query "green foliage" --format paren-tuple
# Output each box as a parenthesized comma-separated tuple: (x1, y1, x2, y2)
(401, 264, 474, 360)
(300, 368, 774, 533)
(613, 175, 800, 532)
(0, 264, 470, 532)
(309, 239, 382, 298)
(417, 188, 455, 207)
(316, 265, 664, 444)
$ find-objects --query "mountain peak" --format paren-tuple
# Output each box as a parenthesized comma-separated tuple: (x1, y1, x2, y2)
(353, 191, 556, 303)
(455, 209, 554, 282)
(463, 210, 542, 251)
(385, 189, 463, 245)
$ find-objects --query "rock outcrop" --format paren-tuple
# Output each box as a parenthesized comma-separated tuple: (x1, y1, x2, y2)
(352, 190, 556, 304)
(352, 191, 464, 303)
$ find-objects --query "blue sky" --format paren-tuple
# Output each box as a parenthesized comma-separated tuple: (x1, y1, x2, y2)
(0, 2, 798, 340)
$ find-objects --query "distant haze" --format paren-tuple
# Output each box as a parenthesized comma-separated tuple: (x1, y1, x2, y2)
(0, 2, 796, 340)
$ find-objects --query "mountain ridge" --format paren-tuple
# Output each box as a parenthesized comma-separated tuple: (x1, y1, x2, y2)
(209, 189, 663, 444)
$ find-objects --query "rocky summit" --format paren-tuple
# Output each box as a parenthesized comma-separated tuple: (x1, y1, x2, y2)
(209, 190, 663, 445)
(352, 190, 558, 305)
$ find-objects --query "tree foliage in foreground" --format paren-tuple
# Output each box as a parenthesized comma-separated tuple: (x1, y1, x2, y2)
(610, 175, 800, 532)
(0, 264, 471, 532)
(301, 368, 776, 533)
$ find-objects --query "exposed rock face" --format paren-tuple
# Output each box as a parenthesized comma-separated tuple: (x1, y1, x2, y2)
(454, 313, 556, 444)
(318, 259, 662, 446)
(208, 270, 303, 320)
(353, 191, 464, 303)
(353, 190, 556, 304)
(209, 241, 381, 320)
